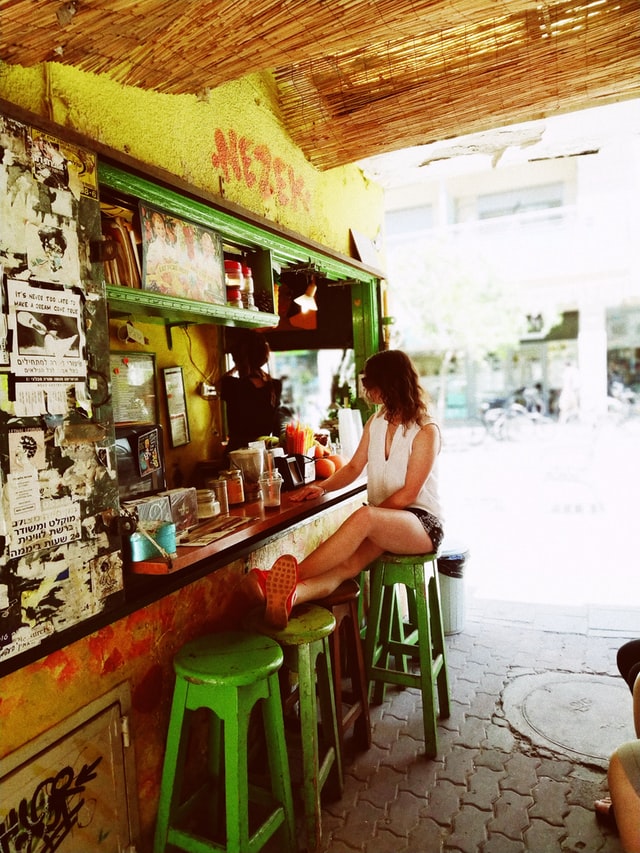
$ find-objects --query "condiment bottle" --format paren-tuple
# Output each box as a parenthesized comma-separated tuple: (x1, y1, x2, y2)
(241, 264, 257, 310)
(225, 260, 244, 308)
(220, 468, 244, 504)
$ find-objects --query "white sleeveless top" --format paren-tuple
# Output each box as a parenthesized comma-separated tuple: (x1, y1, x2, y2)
(366, 411, 443, 521)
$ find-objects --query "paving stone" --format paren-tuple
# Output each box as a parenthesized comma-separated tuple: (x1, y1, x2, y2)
(487, 790, 533, 839)
(484, 721, 516, 752)
(406, 817, 448, 852)
(528, 776, 571, 825)
(466, 690, 500, 720)
(438, 747, 476, 785)
(425, 779, 465, 826)
(474, 747, 511, 773)
(363, 828, 409, 853)
(330, 800, 383, 847)
(384, 789, 425, 836)
(401, 753, 443, 797)
(446, 805, 489, 853)
(348, 744, 388, 781)
(358, 765, 404, 809)
(535, 757, 575, 782)
(523, 817, 566, 852)
(481, 835, 525, 853)
(456, 714, 488, 748)
(563, 803, 611, 852)
(463, 765, 506, 810)
(500, 752, 540, 795)
(370, 714, 403, 750)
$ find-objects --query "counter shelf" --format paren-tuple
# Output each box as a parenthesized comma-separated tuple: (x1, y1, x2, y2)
(0, 482, 366, 679)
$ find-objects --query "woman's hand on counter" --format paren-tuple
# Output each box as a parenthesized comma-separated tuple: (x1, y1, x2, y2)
(290, 482, 326, 501)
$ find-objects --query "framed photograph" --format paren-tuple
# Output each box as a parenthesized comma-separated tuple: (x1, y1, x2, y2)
(163, 366, 190, 447)
(109, 352, 157, 425)
(139, 203, 225, 305)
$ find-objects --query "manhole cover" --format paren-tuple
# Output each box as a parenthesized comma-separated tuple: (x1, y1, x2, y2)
(502, 672, 634, 766)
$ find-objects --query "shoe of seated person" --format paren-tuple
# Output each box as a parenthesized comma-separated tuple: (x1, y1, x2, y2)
(264, 555, 298, 630)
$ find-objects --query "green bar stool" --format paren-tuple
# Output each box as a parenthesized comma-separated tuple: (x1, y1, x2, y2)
(244, 603, 344, 853)
(153, 631, 297, 853)
(313, 579, 372, 754)
(364, 552, 451, 758)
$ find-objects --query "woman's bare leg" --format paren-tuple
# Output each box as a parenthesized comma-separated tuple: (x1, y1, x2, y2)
(608, 751, 640, 852)
(291, 505, 434, 604)
(297, 505, 432, 582)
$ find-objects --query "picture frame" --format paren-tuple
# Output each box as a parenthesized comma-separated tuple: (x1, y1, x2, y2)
(109, 352, 157, 425)
(163, 366, 190, 447)
(139, 203, 225, 305)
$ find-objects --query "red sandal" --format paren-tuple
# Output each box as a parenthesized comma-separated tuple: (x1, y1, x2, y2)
(264, 555, 298, 630)
(248, 567, 269, 600)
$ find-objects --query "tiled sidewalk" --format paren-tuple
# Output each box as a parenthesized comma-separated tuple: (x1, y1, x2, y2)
(315, 597, 637, 853)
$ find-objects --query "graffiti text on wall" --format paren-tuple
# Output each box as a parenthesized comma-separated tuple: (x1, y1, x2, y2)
(211, 129, 312, 213)
(0, 757, 102, 852)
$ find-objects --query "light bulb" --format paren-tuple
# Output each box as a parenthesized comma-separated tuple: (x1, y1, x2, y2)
(294, 283, 318, 313)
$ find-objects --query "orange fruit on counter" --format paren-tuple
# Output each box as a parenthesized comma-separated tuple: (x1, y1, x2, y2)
(315, 458, 336, 479)
(327, 454, 346, 470)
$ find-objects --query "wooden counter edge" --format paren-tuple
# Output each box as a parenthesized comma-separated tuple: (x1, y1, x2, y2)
(127, 481, 367, 575)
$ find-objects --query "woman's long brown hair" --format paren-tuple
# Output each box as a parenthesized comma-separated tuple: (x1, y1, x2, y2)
(363, 350, 430, 426)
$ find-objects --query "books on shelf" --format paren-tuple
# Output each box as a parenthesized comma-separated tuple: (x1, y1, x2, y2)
(101, 204, 142, 288)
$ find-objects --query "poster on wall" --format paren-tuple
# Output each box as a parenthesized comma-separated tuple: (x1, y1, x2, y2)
(5, 278, 88, 416)
(0, 117, 98, 286)
(139, 202, 225, 305)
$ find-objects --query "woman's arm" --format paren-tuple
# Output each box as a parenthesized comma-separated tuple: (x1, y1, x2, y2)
(378, 422, 440, 510)
(290, 415, 371, 501)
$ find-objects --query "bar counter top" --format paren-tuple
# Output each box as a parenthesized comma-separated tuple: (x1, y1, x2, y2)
(0, 480, 366, 677)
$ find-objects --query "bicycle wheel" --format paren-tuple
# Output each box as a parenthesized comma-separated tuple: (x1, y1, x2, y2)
(504, 407, 534, 441)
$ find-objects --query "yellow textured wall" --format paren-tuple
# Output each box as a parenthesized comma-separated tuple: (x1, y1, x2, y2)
(0, 63, 384, 257)
(109, 317, 228, 485)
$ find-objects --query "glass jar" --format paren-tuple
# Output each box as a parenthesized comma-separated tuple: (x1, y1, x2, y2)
(225, 260, 244, 308)
(241, 264, 257, 310)
(220, 468, 244, 504)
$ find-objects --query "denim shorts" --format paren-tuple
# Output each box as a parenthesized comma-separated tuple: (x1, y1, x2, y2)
(406, 507, 444, 552)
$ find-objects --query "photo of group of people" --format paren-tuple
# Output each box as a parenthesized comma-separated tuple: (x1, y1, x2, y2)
(140, 203, 226, 304)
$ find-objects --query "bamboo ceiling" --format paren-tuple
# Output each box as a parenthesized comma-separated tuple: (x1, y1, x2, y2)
(2, 0, 639, 169)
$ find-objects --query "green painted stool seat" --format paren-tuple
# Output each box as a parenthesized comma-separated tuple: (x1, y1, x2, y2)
(364, 553, 451, 758)
(314, 579, 372, 754)
(244, 603, 343, 853)
(153, 631, 297, 853)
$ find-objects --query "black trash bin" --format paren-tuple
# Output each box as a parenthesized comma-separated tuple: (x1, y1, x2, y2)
(438, 540, 469, 635)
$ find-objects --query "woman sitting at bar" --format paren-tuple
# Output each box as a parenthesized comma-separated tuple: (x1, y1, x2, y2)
(245, 349, 444, 630)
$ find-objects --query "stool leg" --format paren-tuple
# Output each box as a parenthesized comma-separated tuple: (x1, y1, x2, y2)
(410, 568, 439, 758)
(345, 598, 372, 750)
(223, 697, 251, 853)
(429, 570, 451, 719)
(154, 679, 190, 853)
(316, 636, 344, 801)
(262, 674, 297, 853)
(297, 641, 323, 851)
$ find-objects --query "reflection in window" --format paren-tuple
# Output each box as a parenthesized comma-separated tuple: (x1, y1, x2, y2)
(271, 349, 355, 432)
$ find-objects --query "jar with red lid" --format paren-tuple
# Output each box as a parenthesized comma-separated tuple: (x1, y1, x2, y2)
(225, 260, 244, 308)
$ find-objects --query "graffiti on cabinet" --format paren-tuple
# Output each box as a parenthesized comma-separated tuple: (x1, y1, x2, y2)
(0, 756, 103, 852)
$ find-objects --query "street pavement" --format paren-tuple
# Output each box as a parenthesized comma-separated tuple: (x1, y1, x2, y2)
(310, 419, 639, 852)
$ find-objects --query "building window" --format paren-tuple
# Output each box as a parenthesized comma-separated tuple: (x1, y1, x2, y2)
(476, 183, 564, 220)
(385, 205, 434, 237)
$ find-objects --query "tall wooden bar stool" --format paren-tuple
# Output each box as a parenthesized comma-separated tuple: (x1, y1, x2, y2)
(244, 604, 343, 853)
(314, 578, 372, 754)
(153, 631, 297, 853)
(364, 552, 451, 758)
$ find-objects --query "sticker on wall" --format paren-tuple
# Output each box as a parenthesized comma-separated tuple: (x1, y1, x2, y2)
(91, 551, 124, 600)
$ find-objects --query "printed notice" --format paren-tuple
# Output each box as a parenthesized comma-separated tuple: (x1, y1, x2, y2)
(8, 499, 81, 559)
(8, 279, 86, 380)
